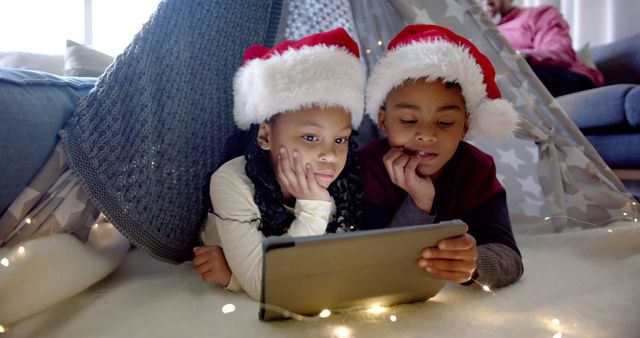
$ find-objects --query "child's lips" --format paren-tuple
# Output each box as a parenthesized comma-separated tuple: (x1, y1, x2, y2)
(408, 149, 438, 162)
(314, 171, 335, 181)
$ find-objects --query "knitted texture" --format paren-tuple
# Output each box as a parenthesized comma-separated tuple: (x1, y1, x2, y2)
(476, 243, 524, 288)
(60, 0, 283, 263)
(284, 0, 358, 41)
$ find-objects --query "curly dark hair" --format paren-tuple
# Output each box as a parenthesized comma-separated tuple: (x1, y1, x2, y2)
(243, 124, 363, 237)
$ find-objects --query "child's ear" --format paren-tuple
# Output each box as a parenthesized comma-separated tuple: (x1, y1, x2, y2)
(378, 107, 389, 137)
(462, 114, 470, 137)
(256, 122, 272, 151)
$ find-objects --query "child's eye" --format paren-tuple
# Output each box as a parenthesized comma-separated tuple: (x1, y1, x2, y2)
(437, 121, 455, 128)
(302, 134, 319, 142)
(334, 137, 349, 145)
(400, 119, 417, 125)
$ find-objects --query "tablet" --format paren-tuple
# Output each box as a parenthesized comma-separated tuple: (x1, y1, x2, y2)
(259, 219, 467, 321)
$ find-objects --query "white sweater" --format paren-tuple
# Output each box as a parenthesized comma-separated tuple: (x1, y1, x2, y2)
(201, 156, 334, 300)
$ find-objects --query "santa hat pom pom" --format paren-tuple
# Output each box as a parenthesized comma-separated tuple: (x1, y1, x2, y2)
(468, 99, 520, 139)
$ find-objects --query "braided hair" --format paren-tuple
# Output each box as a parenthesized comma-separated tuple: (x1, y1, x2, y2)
(243, 124, 363, 237)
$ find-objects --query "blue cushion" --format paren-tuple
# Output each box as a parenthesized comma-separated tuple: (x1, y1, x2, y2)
(626, 85, 640, 127)
(591, 33, 640, 85)
(557, 84, 634, 130)
(586, 133, 640, 168)
(0, 68, 96, 213)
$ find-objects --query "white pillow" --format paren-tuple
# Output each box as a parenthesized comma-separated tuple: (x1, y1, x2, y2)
(0, 51, 64, 75)
(0, 227, 129, 325)
(64, 40, 114, 77)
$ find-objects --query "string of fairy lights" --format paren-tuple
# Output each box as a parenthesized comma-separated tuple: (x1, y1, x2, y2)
(0, 198, 637, 335)
(2, 2, 639, 332)
(0, 141, 637, 334)
(0, 30, 638, 335)
(212, 294, 571, 338)
(2, 2, 638, 337)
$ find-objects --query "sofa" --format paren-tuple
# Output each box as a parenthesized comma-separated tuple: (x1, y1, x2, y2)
(0, 40, 115, 213)
(557, 33, 640, 196)
(0, 69, 96, 213)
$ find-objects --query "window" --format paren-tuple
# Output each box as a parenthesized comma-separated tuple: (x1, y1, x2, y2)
(0, 0, 160, 56)
(91, 0, 160, 56)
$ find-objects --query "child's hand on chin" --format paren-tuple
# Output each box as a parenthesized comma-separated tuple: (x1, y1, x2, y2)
(417, 233, 478, 284)
(193, 245, 232, 287)
(382, 147, 435, 212)
(276, 147, 332, 202)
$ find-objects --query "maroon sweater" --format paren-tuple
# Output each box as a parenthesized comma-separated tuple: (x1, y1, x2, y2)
(360, 138, 519, 254)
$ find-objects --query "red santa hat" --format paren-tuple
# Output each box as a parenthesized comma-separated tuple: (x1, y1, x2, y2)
(233, 28, 365, 130)
(366, 24, 519, 139)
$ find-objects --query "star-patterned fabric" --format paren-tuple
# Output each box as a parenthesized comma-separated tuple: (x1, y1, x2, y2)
(0, 143, 101, 247)
(348, 0, 637, 232)
(0, 143, 129, 325)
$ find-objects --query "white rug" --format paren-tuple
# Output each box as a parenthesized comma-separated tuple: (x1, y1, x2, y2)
(5, 221, 640, 338)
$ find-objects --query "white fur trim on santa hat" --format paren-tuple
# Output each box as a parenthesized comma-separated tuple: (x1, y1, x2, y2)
(233, 44, 365, 130)
(366, 40, 519, 139)
(467, 99, 520, 139)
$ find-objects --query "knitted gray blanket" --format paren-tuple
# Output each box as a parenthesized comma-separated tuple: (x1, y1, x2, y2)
(60, 0, 284, 263)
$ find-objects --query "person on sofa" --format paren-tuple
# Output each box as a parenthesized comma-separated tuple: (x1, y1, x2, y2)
(480, 0, 603, 97)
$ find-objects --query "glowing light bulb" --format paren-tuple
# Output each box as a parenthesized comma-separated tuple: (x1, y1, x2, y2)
(365, 49, 371, 54)
(1, 258, 9, 267)
(544, 216, 551, 221)
(25, 218, 32, 224)
(551, 318, 560, 325)
(635, 218, 638, 222)
(333, 325, 352, 338)
(0, 325, 5, 333)
(607, 229, 613, 233)
(389, 314, 397, 322)
(377, 40, 383, 46)
(367, 305, 387, 314)
(553, 332, 562, 338)
(319, 309, 331, 318)
(18, 246, 25, 254)
(221, 303, 236, 314)
(623, 212, 628, 216)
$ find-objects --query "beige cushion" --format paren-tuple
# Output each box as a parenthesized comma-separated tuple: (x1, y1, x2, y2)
(64, 40, 114, 77)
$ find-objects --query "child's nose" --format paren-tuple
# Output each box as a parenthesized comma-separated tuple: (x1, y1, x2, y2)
(318, 144, 338, 163)
(415, 129, 437, 143)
